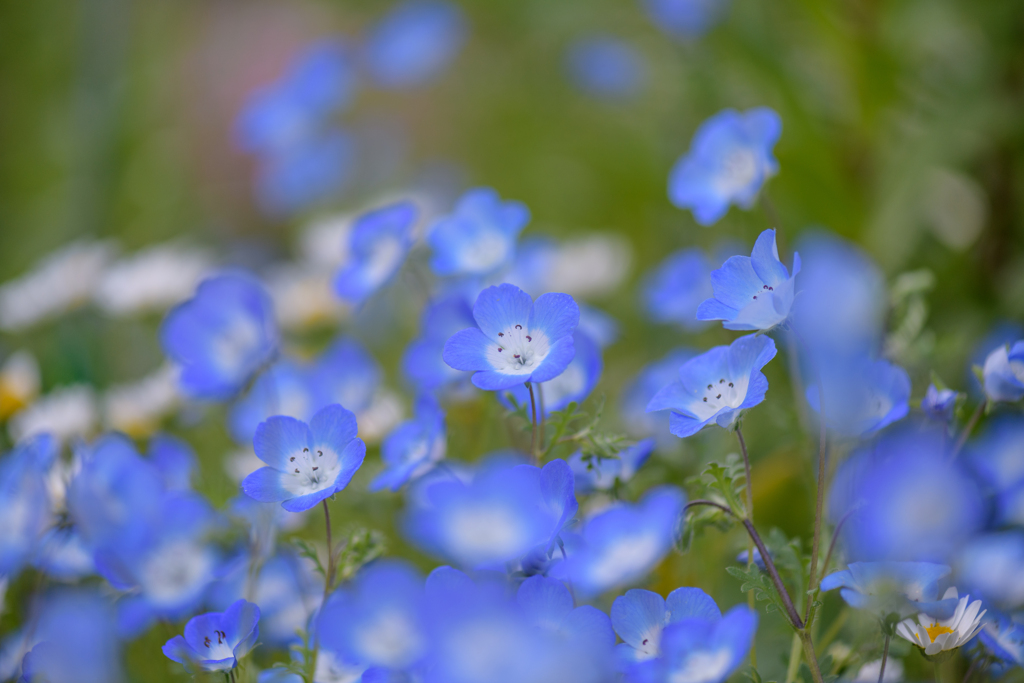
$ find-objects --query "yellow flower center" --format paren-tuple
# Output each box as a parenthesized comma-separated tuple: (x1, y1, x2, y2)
(925, 624, 955, 642)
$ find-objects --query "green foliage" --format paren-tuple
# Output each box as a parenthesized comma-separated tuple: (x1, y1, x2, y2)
(292, 538, 326, 581)
(687, 456, 749, 517)
(885, 269, 936, 364)
(541, 397, 632, 464)
(334, 527, 386, 583)
(726, 564, 793, 625)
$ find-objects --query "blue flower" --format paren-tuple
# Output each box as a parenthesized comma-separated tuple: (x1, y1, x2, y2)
(255, 130, 356, 217)
(148, 434, 197, 491)
(569, 439, 655, 494)
(642, 0, 729, 39)
(922, 384, 958, 423)
(498, 330, 603, 416)
(578, 304, 620, 348)
(318, 560, 428, 672)
(564, 36, 648, 101)
(371, 394, 446, 491)
(35, 527, 96, 581)
(696, 229, 799, 330)
(517, 574, 616, 671)
(955, 532, 1024, 612)
(669, 109, 781, 225)
(641, 248, 714, 330)
(555, 486, 685, 596)
(162, 599, 260, 672)
(967, 418, 1024, 526)
(442, 283, 580, 391)
(402, 292, 476, 393)
(160, 272, 278, 401)
(620, 348, 698, 443)
(647, 334, 776, 437)
(980, 617, 1024, 667)
(333, 201, 418, 305)
(611, 586, 721, 664)
(0, 435, 54, 578)
(228, 359, 316, 445)
(627, 606, 756, 683)
(982, 340, 1024, 403)
(806, 356, 911, 437)
(242, 404, 366, 512)
(427, 187, 530, 277)
(314, 336, 383, 413)
(819, 562, 959, 620)
(363, 0, 467, 89)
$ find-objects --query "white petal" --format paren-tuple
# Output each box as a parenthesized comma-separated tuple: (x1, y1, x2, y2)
(946, 596, 968, 630)
(958, 600, 982, 633)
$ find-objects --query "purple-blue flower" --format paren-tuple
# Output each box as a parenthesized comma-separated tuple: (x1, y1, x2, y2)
(564, 36, 648, 101)
(427, 187, 530, 277)
(362, 0, 467, 89)
(982, 340, 1024, 403)
(806, 355, 911, 437)
(647, 334, 776, 438)
(0, 435, 54, 578)
(819, 562, 959, 619)
(333, 201, 418, 305)
(921, 384, 958, 423)
(370, 394, 446, 492)
(402, 292, 476, 393)
(611, 586, 721, 664)
(669, 108, 781, 225)
(442, 283, 580, 391)
(242, 404, 366, 512)
(641, 248, 714, 330)
(255, 130, 356, 217)
(162, 599, 260, 672)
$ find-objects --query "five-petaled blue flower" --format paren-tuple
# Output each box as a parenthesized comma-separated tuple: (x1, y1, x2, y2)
(696, 229, 799, 331)
(242, 404, 366, 512)
(647, 334, 776, 437)
(427, 187, 530, 277)
(611, 586, 721, 665)
(333, 200, 418, 305)
(921, 384, 958, 423)
(641, 247, 714, 330)
(161, 271, 278, 401)
(819, 562, 959, 620)
(807, 355, 911, 437)
(669, 108, 781, 225)
(362, 0, 467, 89)
(982, 340, 1024, 403)
(442, 283, 580, 391)
(371, 394, 447, 491)
(162, 599, 260, 672)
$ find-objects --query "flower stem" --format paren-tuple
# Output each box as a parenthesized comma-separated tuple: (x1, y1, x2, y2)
(951, 401, 986, 460)
(309, 499, 337, 683)
(799, 629, 825, 683)
(784, 632, 803, 683)
(742, 518, 804, 630)
(877, 634, 891, 683)
(527, 382, 538, 465)
(737, 426, 757, 667)
(804, 360, 828, 626)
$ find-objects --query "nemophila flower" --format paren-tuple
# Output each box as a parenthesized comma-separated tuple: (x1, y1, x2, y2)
(94, 242, 213, 316)
(35, 526, 96, 581)
(242, 404, 367, 512)
(922, 384, 958, 423)
(620, 348, 697, 444)
(647, 334, 777, 438)
(819, 562, 959, 620)
(896, 587, 985, 657)
(228, 359, 315, 445)
(981, 617, 1024, 668)
(371, 394, 446, 491)
(669, 109, 781, 226)
(163, 599, 260, 672)
(696, 229, 799, 330)
(160, 271, 278, 401)
(564, 36, 648, 101)
(806, 356, 911, 437)
(333, 201, 418, 305)
(569, 439, 655, 494)
(402, 292, 476, 393)
(427, 187, 530, 277)
(736, 548, 767, 571)
(641, 248, 714, 330)
(967, 418, 1024, 495)
(499, 330, 603, 416)
(314, 336, 383, 414)
(362, 0, 467, 88)
(955, 532, 1024, 611)
(0, 435, 55, 578)
(256, 129, 357, 217)
(627, 606, 757, 683)
(611, 586, 721, 665)
(968, 323, 1023, 397)
(443, 283, 580, 391)
(319, 560, 428, 672)
(642, 0, 729, 39)
(982, 340, 1024, 403)
(555, 486, 685, 597)
(147, 434, 196, 491)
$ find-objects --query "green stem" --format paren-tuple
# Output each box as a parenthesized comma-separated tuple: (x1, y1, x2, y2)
(877, 634, 891, 683)
(804, 348, 828, 626)
(309, 500, 337, 683)
(951, 401, 985, 460)
(799, 629, 825, 683)
(527, 382, 538, 464)
(737, 426, 757, 667)
(784, 632, 803, 683)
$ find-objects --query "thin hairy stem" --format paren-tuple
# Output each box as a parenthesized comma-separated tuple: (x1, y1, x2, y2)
(527, 382, 538, 464)
(684, 499, 735, 515)
(538, 383, 547, 454)
(737, 426, 757, 667)
(310, 500, 337, 683)
(784, 632, 803, 683)
(951, 401, 986, 460)
(799, 630, 825, 683)
(877, 635, 890, 683)
(743, 518, 804, 630)
(805, 355, 828, 626)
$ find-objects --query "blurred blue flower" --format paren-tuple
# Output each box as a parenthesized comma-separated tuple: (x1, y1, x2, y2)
(371, 394, 446, 491)
(428, 187, 530, 277)
(569, 438, 655, 494)
(565, 36, 648, 101)
(642, 0, 729, 39)
(647, 334, 776, 437)
(819, 562, 959, 619)
(980, 617, 1024, 668)
(555, 486, 685, 596)
(669, 108, 781, 225)
(696, 229, 799, 330)
(968, 322, 1023, 397)
(956, 532, 1024, 612)
(334, 201, 419, 305)
(627, 606, 756, 683)
(736, 548, 767, 571)
(578, 304, 620, 348)
(921, 384, 958, 423)
(314, 336, 383, 413)
(443, 283, 580, 391)
(162, 599, 260, 672)
(982, 340, 1024, 403)
(499, 330, 603, 416)
(806, 356, 911, 437)
(147, 433, 197, 491)
(620, 348, 697, 444)
(255, 130, 356, 217)
(517, 574, 615, 658)
(641, 248, 714, 330)
(160, 272, 278, 401)
(242, 404, 366, 512)
(968, 418, 1024, 526)
(35, 526, 96, 581)
(611, 586, 721, 665)
(228, 359, 316, 445)
(363, 0, 467, 88)
(402, 292, 476, 393)
(0, 435, 54, 578)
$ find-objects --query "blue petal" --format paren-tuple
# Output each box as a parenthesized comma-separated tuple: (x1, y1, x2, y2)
(749, 229, 789, 286)
(162, 635, 199, 667)
(281, 487, 336, 513)
(530, 335, 576, 383)
(727, 334, 777, 379)
(471, 369, 528, 391)
(669, 411, 713, 438)
(564, 604, 616, 648)
(472, 284, 533, 338)
(242, 467, 290, 503)
(666, 587, 721, 621)
(517, 575, 574, 623)
(646, 380, 692, 414)
(529, 293, 580, 343)
(819, 570, 853, 592)
(611, 589, 666, 649)
(696, 298, 739, 322)
(254, 416, 312, 469)
(332, 438, 367, 491)
(442, 327, 493, 372)
(539, 458, 578, 540)
(709, 256, 762, 311)
(309, 404, 359, 449)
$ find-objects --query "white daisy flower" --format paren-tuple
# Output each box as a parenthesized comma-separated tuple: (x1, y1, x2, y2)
(896, 587, 986, 656)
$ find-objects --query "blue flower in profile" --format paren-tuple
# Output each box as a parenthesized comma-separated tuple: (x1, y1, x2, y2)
(955, 532, 1024, 611)
(565, 36, 648, 101)
(611, 586, 721, 664)
(0, 435, 54, 578)
(555, 486, 685, 596)
(499, 330, 603, 416)
(643, 0, 729, 39)
(620, 348, 697, 443)
(921, 384, 958, 423)
(160, 272, 278, 401)
(255, 130, 356, 217)
(669, 108, 781, 225)
(569, 439, 655, 494)
(363, 0, 467, 89)
(819, 562, 959, 620)
(627, 606, 756, 683)
(807, 356, 911, 437)
(371, 394, 446, 491)
(427, 187, 530, 277)
(442, 283, 580, 391)
(982, 340, 1024, 403)
(696, 229, 799, 330)
(242, 404, 366, 512)
(333, 201, 418, 305)
(162, 599, 260, 672)
(647, 334, 776, 438)
(641, 248, 714, 330)
(402, 292, 476, 393)
(981, 617, 1024, 668)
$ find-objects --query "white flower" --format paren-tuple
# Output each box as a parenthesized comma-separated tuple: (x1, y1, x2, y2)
(102, 364, 181, 436)
(356, 389, 405, 444)
(9, 385, 98, 443)
(265, 265, 351, 331)
(0, 350, 40, 418)
(94, 243, 213, 315)
(896, 587, 986, 656)
(854, 658, 903, 683)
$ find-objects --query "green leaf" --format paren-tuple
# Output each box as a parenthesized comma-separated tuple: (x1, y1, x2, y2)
(725, 565, 791, 624)
(292, 538, 326, 580)
(335, 527, 386, 584)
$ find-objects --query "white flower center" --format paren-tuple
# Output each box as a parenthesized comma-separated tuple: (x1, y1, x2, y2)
(356, 610, 425, 667)
(586, 532, 661, 587)
(213, 315, 262, 377)
(716, 148, 759, 196)
(690, 375, 748, 420)
(461, 230, 511, 272)
(365, 237, 404, 287)
(447, 504, 526, 560)
(140, 540, 214, 607)
(282, 445, 342, 496)
(484, 324, 551, 376)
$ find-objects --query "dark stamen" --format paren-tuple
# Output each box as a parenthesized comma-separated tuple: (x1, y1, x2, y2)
(526, 336, 532, 342)
(703, 397, 708, 402)
(514, 354, 520, 358)
(498, 332, 504, 337)
(294, 468, 300, 473)
(515, 324, 522, 329)
(303, 448, 309, 453)
(729, 382, 734, 387)
(498, 347, 503, 352)
(204, 637, 211, 648)
(642, 639, 648, 645)
(753, 295, 758, 299)
(719, 379, 725, 383)
(290, 457, 295, 462)
(716, 394, 721, 399)
(763, 285, 768, 289)
(312, 467, 319, 471)
(317, 450, 323, 457)
(707, 384, 712, 389)
(769, 286, 773, 291)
